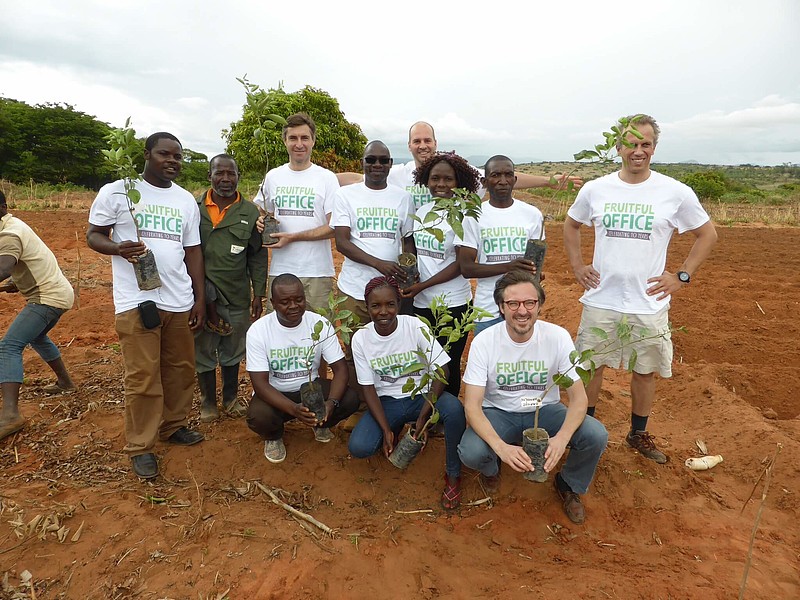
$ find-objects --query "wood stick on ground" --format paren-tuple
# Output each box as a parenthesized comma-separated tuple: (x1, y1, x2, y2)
(394, 509, 433, 514)
(755, 301, 765, 315)
(739, 443, 781, 600)
(253, 481, 336, 537)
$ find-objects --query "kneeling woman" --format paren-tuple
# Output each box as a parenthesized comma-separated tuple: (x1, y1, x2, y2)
(348, 276, 466, 509)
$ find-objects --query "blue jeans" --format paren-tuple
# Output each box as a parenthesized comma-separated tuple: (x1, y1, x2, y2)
(348, 391, 466, 478)
(473, 316, 504, 336)
(458, 404, 608, 494)
(0, 303, 65, 383)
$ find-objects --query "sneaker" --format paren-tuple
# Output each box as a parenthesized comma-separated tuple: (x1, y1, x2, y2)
(313, 427, 334, 443)
(626, 430, 668, 464)
(263, 439, 286, 463)
(553, 475, 585, 524)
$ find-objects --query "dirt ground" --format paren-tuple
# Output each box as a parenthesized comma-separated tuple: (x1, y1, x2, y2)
(1, 205, 799, 599)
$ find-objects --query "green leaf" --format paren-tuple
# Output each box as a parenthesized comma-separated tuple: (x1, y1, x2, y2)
(402, 379, 415, 394)
(127, 188, 141, 204)
(552, 373, 574, 389)
(576, 366, 592, 386)
(451, 219, 464, 240)
(401, 362, 426, 375)
(589, 327, 608, 340)
(448, 331, 462, 344)
(569, 350, 580, 364)
(429, 411, 440, 425)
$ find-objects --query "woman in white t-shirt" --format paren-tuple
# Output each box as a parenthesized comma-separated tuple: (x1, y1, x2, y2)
(348, 276, 467, 510)
(400, 152, 481, 397)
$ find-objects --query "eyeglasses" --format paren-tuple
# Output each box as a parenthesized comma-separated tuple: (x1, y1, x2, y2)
(502, 299, 539, 310)
(364, 156, 391, 165)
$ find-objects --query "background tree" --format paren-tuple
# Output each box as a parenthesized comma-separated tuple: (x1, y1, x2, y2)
(222, 81, 367, 176)
(0, 99, 114, 188)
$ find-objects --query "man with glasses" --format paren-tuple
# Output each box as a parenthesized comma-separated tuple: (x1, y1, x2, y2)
(458, 270, 608, 524)
(456, 155, 545, 335)
(331, 140, 415, 327)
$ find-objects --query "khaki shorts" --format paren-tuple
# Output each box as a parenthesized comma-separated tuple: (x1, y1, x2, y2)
(575, 305, 673, 377)
(266, 276, 333, 314)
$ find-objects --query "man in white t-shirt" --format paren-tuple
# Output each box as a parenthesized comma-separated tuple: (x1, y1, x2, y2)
(458, 270, 608, 524)
(87, 132, 206, 480)
(246, 274, 359, 463)
(252, 113, 340, 311)
(456, 155, 545, 335)
(332, 140, 415, 326)
(338, 122, 582, 208)
(564, 114, 717, 464)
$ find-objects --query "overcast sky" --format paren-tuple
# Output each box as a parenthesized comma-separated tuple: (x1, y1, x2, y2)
(2, 0, 799, 166)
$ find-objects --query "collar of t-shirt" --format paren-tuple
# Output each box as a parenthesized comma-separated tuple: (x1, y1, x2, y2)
(204, 190, 241, 228)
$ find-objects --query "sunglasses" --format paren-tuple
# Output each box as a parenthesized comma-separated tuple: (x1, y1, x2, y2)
(364, 156, 391, 165)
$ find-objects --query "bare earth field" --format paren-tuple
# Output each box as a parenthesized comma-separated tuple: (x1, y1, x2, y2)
(1, 205, 799, 599)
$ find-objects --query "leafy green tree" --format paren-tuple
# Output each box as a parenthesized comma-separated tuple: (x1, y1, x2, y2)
(0, 98, 114, 187)
(681, 171, 727, 200)
(222, 80, 367, 175)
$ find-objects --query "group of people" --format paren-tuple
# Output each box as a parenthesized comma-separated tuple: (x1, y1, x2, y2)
(0, 113, 716, 525)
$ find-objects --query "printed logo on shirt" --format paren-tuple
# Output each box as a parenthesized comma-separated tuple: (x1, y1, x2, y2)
(136, 205, 183, 242)
(369, 351, 421, 383)
(480, 226, 527, 262)
(269, 345, 313, 380)
(274, 186, 316, 217)
(356, 207, 400, 239)
(413, 229, 445, 260)
(602, 202, 654, 240)
(495, 360, 548, 392)
(407, 184, 432, 209)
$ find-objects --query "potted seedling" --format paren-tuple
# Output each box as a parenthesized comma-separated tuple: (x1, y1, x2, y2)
(299, 292, 361, 422)
(102, 118, 161, 290)
(387, 296, 492, 469)
(523, 219, 547, 285)
(519, 318, 681, 483)
(234, 75, 287, 245)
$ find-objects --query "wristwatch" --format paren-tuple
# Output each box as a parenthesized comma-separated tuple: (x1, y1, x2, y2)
(677, 271, 691, 284)
(329, 398, 340, 409)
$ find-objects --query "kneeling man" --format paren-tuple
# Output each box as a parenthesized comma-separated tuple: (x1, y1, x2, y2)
(458, 270, 608, 524)
(246, 274, 358, 463)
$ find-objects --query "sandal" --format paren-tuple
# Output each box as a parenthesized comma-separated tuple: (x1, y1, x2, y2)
(205, 319, 233, 336)
(440, 474, 462, 510)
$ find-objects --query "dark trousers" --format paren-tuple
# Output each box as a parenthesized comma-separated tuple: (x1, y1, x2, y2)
(246, 379, 359, 441)
(412, 303, 470, 398)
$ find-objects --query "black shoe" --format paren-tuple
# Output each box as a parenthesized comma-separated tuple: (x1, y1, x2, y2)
(131, 453, 159, 479)
(166, 427, 205, 446)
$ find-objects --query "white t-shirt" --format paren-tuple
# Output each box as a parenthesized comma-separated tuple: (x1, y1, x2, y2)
(246, 311, 345, 393)
(89, 179, 200, 314)
(252, 163, 338, 277)
(388, 161, 486, 209)
(567, 170, 710, 314)
(412, 202, 471, 309)
(352, 315, 449, 398)
(331, 183, 415, 300)
(463, 319, 578, 411)
(456, 199, 545, 320)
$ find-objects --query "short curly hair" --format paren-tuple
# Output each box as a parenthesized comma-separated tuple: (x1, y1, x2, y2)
(413, 151, 481, 194)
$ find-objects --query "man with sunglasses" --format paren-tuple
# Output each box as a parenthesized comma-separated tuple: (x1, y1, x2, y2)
(458, 270, 608, 525)
(331, 141, 415, 327)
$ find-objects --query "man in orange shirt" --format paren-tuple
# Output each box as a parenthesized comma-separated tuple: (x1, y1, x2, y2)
(195, 154, 267, 422)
